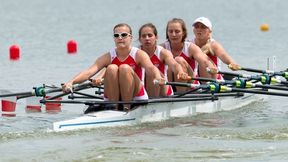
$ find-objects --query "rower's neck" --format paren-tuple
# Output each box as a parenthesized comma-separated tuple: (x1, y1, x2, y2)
(116, 46, 132, 59)
(194, 38, 209, 48)
(141, 45, 156, 57)
(170, 42, 184, 57)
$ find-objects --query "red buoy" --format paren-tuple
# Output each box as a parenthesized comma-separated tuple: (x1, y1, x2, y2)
(67, 40, 77, 54)
(9, 45, 20, 61)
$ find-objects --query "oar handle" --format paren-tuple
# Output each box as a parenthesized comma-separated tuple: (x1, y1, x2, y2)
(46, 82, 93, 100)
(191, 77, 217, 83)
(218, 70, 252, 78)
(239, 67, 268, 73)
(153, 79, 198, 88)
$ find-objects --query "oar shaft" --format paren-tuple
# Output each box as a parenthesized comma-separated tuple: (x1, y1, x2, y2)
(255, 84, 288, 91)
(218, 71, 256, 79)
(191, 77, 217, 83)
(42, 96, 220, 105)
(46, 82, 93, 100)
(162, 81, 196, 88)
(44, 87, 62, 94)
(68, 91, 103, 99)
(240, 67, 267, 73)
(0, 91, 34, 98)
(280, 80, 288, 85)
(231, 87, 288, 97)
(239, 67, 288, 79)
(17, 94, 36, 99)
(218, 71, 243, 77)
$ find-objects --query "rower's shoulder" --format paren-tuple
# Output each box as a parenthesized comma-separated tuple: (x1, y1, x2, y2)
(187, 41, 201, 50)
(209, 39, 225, 51)
(135, 47, 147, 55)
(160, 47, 173, 57)
(98, 52, 112, 59)
(135, 48, 150, 60)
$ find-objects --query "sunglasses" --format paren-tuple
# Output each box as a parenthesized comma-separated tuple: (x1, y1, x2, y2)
(113, 32, 131, 38)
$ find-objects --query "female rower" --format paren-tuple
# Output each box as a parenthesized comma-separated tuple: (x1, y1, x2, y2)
(138, 23, 188, 97)
(161, 18, 218, 91)
(63, 23, 163, 110)
(191, 17, 240, 79)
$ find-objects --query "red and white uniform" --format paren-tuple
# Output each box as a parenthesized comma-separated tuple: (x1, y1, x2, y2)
(145, 45, 173, 96)
(163, 41, 199, 84)
(191, 38, 224, 80)
(109, 47, 148, 100)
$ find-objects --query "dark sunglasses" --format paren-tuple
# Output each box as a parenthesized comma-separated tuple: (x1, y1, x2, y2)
(113, 32, 131, 38)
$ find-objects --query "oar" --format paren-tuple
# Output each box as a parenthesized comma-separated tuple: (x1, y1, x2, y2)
(0, 86, 62, 98)
(45, 82, 94, 100)
(41, 96, 220, 106)
(218, 71, 252, 78)
(221, 86, 288, 97)
(228, 79, 288, 91)
(173, 87, 202, 98)
(218, 71, 288, 85)
(0, 82, 93, 99)
(0, 91, 37, 98)
(206, 82, 288, 97)
(153, 79, 206, 89)
(155, 80, 288, 97)
(154, 80, 226, 94)
(189, 76, 288, 91)
(68, 91, 103, 99)
(237, 66, 288, 79)
(190, 77, 219, 83)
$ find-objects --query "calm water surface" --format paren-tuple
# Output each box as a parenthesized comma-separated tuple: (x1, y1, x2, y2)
(1, 0, 288, 161)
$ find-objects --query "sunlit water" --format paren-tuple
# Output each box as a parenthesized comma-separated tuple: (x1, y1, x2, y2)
(1, 0, 288, 161)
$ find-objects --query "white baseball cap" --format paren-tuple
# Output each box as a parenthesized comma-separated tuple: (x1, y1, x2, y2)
(193, 17, 212, 31)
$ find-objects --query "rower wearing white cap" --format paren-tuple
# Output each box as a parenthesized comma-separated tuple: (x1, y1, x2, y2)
(191, 17, 240, 79)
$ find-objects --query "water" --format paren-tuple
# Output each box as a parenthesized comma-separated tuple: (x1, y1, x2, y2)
(1, 0, 288, 161)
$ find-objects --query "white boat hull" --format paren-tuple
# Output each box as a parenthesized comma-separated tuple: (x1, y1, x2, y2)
(53, 93, 263, 131)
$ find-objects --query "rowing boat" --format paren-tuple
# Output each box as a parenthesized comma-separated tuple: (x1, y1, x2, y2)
(53, 92, 264, 131)
(1, 66, 287, 132)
